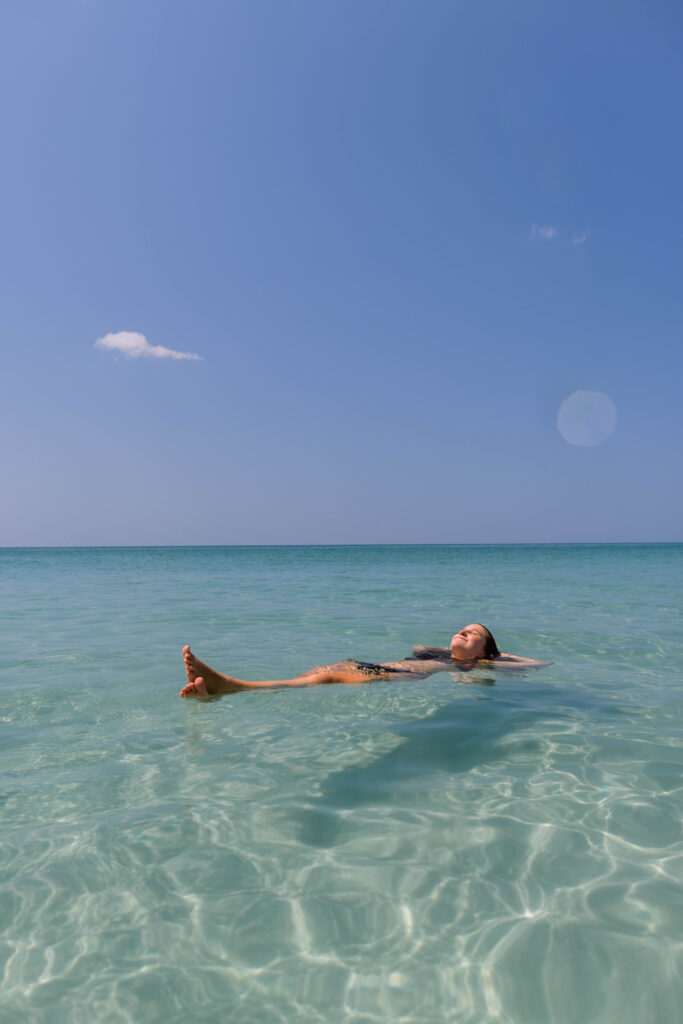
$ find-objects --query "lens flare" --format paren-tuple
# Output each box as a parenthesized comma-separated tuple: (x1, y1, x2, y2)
(557, 390, 617, 447)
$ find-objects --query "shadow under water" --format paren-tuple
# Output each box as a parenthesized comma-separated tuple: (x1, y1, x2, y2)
(298, 678, 550, 848)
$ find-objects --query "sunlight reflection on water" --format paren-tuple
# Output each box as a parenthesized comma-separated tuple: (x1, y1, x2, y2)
(1, 544, 682, 1023)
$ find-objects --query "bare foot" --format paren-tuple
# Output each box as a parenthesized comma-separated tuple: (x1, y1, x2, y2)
(181, 645, 247, 698)
(182, 644, 226, 690)
(179, 676, 210, 700)
(183, 644, 200, 684)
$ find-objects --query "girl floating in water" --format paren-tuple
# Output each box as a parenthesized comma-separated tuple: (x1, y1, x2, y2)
(180, 623, 549, 699)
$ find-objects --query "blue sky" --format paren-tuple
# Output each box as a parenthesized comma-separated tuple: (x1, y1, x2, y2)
(2, 0, 681, 545)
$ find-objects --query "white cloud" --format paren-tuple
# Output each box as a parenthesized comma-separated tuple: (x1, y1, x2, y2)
(94, 331, 201, 361)
(530, 224, 558, 241)
(572, 230, 591, 246)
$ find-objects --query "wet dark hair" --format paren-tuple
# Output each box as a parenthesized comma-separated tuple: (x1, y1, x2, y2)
(475, 624, 500, 659)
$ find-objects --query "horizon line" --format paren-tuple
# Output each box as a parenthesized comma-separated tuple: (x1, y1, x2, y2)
(1, 540, 681, 550)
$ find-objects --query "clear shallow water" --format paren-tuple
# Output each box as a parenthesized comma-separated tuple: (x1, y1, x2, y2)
(1, 544, 682, 1024)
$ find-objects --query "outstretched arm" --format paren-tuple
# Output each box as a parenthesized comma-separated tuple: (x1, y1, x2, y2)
(411, 645, 551, 669)
(491, 653, 552, 669)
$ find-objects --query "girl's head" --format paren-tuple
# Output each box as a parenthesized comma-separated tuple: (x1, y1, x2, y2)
(450, 623, 500, 661)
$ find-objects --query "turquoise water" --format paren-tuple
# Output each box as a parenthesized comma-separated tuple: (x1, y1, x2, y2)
(1, 544, 682, 1023)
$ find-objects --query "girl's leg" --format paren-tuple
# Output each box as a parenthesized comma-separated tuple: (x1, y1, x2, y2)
(180, 647, 370, 699)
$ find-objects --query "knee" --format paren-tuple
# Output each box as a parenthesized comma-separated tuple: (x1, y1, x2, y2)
(301, 667, 332, 684)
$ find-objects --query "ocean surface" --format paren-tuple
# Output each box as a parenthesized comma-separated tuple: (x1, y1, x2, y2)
(1, 543, 682, 1023)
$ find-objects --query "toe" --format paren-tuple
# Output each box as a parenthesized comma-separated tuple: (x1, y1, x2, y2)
(180, 677, 208, 700)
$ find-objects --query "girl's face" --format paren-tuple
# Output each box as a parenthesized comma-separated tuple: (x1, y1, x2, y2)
(450, 624, 487, 661)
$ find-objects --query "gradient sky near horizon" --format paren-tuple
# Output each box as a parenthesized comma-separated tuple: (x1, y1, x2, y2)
(2, 0, 682, 545)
